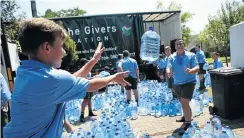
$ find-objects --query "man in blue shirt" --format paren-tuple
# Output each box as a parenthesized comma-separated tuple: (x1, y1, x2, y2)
(3, 18, 130, 138)
(154, 54, 167, 82)
(167, 39, 199, 134)
(164, 46, 174, 93)
(1, 73, 12, 138)
(195, 44, 207, 90)
(118, 50, 140, 105)
(212, 52, 224, 69)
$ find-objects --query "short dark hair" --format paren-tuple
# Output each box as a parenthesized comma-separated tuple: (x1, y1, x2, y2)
(118, 54, 123, 60)
(123, 50, 130, 57)
(175, 38, 185, 46)
(196, 44, 201, 48)
(79, 58, 88, 67)
(212, 52, 219, 56)
(104, 66, 110, 71)
(19, 18, 67, 56)
(159, 54, 163, 58)
(164, 46, 171, 50)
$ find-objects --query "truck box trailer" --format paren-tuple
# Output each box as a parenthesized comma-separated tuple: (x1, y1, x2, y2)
(51, 11, 182, 80)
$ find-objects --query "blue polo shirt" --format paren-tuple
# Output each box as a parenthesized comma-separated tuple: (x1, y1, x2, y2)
(167, 51, 198, 85)
(118, 57, 138, 78)
(87, 72, 92, 78)
(1, 73, 12, 107)
(4, 60, 90, 138)
(196, 50, 206, 64)
(155, 58, 166, 69)
(98, 71, 110, 77)
(213, 58, 223, 69)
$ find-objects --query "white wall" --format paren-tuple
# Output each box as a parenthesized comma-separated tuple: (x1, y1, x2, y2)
(0, 45, 9, 85)
(230, 22, 244, 68)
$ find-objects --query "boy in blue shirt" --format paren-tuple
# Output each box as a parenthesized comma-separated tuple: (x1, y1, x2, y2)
(167, 39, 199, 134)
(3, 18, 130, 138)
(118, 50, 140, 105)
(212, 52, 224, 69)
(79, 58, 97, 123)
(195, 44, 207, 90)
(154, 54, 167, 82)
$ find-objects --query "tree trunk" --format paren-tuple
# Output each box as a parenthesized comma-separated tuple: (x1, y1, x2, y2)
(225, 54, 228, 67)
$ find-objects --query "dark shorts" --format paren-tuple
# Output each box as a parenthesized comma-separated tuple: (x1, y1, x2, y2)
(156, 69, 166, 80)
(198, 63, 206, 74)
(125, 76, 137, 90)
(84, 92, 94, 99)
(174, 81, 195, 100)
(167, 77, 174, 89)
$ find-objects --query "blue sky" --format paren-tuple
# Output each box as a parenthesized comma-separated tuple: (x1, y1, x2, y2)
(16, 0, 243, 34)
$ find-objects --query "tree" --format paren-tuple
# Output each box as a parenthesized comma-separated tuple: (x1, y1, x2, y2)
(199, 0, 244, 66)
(43, 7, 86, 18)
(1, 0, 26, 42)
(157, 0, 194, 46)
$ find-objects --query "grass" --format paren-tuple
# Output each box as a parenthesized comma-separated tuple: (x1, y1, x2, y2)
(206, 57, 230, 64)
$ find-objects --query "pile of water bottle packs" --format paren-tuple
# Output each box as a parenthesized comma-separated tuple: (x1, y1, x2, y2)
(136, 79, 213, 118)
(66, 85, 137, 138)
(180, 115, 235, 138)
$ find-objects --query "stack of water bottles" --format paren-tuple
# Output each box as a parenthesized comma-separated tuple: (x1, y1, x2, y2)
(136, 81, 212, 118)
(67, 85, 137, 138)
(65, 99, 83, 124)
(181, 115, 235, 138)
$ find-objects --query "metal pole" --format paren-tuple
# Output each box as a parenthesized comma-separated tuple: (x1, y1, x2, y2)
(31, 0, 37, 17)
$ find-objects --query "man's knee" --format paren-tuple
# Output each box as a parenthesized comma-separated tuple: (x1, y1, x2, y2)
(180, 98, 190, 106)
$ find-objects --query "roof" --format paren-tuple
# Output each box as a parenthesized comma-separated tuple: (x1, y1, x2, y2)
(50, 10, 181, 22)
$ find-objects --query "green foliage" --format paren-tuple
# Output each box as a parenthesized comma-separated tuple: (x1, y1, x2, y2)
(156, 0, 194, 46)
(43, 7, 86, 18)
(199, 0, 244, 54)
(1, 0, 26, 43)
(58, 22, 78, 70)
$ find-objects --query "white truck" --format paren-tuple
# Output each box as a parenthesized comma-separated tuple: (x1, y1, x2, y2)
(51, 11, 182, 80)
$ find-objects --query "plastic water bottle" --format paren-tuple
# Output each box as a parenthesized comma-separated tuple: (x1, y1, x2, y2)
(219, 131, 230, 138)
(192, 128, 202, 138)
(131, 101, 138, 120)
(174, 99, 182, 116)
(154, 103, 161, 118)
(140, 27, 160, 62)
(168, 102, 176, 117)
(202, 91, 209, 107)
(161, 103, 168, 117)
(182, 131, 191, 138)
(223, 125, 235, 138)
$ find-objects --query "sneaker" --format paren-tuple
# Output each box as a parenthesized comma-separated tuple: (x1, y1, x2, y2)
(176, 117, 185, 122)
(89, 111, 97, 116)
(80, 114, 86, 122)
(177, 122, 191, 135)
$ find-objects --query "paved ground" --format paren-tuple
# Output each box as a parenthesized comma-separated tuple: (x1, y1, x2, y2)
(63, 102, 244, 138)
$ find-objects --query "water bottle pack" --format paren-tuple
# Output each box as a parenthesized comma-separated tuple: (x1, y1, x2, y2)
(66, 85, 137, 138)
(137, 81, 212, 118)
(65, 99, 83, 124)
(181, 115, 235, 138)
(65, 78, 214, 137)
(140, 27, 161, 62)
